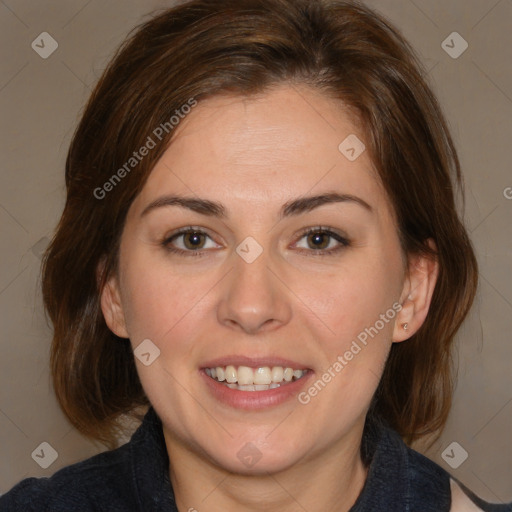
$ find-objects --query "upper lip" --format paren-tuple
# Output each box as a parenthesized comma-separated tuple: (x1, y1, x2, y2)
(201, 355, 311, 370)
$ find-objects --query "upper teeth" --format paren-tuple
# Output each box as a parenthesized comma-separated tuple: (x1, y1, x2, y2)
(205, 365, 306, 385)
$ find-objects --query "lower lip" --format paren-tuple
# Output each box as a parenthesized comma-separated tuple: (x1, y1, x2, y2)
(201, 370, 314, 410)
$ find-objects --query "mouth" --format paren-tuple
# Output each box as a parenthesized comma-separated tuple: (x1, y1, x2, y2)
(204, 365, 309, 391)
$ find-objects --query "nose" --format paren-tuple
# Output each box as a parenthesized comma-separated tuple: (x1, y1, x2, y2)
(216, 248, 292, 334)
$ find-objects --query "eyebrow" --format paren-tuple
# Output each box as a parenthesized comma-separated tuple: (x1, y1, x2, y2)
(140, 192, 373, 219)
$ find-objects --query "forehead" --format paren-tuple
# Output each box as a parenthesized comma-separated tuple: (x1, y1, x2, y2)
(131, 85, 386, 216)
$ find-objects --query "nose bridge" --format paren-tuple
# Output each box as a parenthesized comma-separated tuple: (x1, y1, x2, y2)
(216, 242, 292, 333)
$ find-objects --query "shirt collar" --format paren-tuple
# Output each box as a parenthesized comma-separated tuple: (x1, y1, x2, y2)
(129, 408, 413, 511)
(130, 407, 178, 511)
(349, 415, 410, 511)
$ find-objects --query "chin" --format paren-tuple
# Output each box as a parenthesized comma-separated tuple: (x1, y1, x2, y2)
(213, 448, 303, 476)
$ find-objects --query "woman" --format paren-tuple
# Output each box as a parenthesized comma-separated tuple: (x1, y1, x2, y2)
(1, 0, 510, 510)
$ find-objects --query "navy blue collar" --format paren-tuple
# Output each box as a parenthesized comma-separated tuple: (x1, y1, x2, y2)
(128, 407, 508, 512)
(130, 408, 176, 511)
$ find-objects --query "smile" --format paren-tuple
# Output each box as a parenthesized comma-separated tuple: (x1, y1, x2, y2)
(204, 365, 308, 391)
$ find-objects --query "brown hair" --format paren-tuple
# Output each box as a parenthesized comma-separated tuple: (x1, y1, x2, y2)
(42, 0, 478, 447)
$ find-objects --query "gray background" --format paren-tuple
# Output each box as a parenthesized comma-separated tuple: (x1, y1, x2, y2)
(1, 0, 511, 503)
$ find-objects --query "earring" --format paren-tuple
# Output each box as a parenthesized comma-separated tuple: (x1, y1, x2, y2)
(402, 323, 409, 331)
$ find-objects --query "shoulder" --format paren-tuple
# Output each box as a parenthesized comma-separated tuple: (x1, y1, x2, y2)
(404, 442, 512, 512)
(364, 419, 511, 512)
(449, 479, 512, 512)
(450, 479, 486, 512)
(0, 442, 134, 512)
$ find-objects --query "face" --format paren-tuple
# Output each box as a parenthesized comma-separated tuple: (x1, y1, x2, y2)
(102, 85, 429, 476)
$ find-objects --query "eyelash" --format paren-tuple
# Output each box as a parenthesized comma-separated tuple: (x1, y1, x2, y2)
(161, 226, 350, 258)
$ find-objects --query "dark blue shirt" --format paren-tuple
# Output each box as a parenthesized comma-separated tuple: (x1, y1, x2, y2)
(1, 408, 510, 511)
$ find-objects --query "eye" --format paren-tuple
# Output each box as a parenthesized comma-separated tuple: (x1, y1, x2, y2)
(162, 227, 220, 255)
(294, 227, 350, 255)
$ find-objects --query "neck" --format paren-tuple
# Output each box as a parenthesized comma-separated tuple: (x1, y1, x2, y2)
(165, 425, 368, 512)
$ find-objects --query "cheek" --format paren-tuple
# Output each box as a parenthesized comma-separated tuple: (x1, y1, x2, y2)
(119, 252, 211, 345)
(118, 256, 214, 408)
(294, 256, 402, 347)
(298, 267, 400, 411)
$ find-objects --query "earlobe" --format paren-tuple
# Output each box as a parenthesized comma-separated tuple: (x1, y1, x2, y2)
(100, 274, 130, 339)
(393, 240, 439, 343)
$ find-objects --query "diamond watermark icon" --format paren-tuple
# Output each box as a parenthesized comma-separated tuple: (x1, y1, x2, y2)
(31, 32, 59, 59)
(31, 237, 50, 259)
(237, 442, 262, 468)
(236, 236, 263, 264)
(338, 134, 365, 162)
(441, 32, 468, 59)
(31, 442, 58, 469)
(134, 338, 161, 366)
(441, 441, 468, 469)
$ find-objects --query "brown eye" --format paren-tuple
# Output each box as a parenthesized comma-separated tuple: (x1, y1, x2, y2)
(306, 231, 330, 250)
(183, 231, 206, 250)
(294, 227, 350, 255)
(163, 227, 220, 256)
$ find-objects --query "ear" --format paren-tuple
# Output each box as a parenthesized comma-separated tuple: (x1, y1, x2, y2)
(392, 239, 439, 343)
(98, 261, 129, 339)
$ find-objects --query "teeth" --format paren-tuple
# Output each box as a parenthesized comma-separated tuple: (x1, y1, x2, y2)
(271, 366, 284, 382)
(254, 367, 272, 385)
(283, 368, 294, 382)
(238, 384, 272, 391)
(225, 365, 237, 383)
(205, 365, 307, 389)
(237, 366, 254, 385)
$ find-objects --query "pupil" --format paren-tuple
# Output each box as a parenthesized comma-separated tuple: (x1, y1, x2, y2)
(309, 232, 328, 249)
(185, 232, 203, 249)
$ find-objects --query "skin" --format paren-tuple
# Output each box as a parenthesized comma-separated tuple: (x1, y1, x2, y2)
(101, 84, 438, 512)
